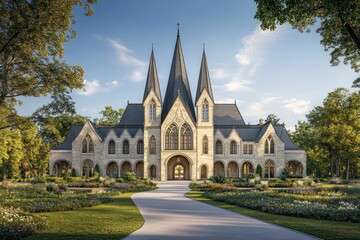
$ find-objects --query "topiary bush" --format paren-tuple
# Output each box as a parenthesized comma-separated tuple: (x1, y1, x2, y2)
(256, 164, 263, 178)
(211, 174, 226, 183)
(71, 168, 77, 177)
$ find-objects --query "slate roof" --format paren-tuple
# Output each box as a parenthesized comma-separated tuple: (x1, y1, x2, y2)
(214, 104, 245, 126)
(195, 50, 214, 104)
(52, 125, 83, 150)
(274, 125, 304, 150)
(161, 31, 196, 123)
(119, 103, 144, 126)
(143, 49, 162, 103)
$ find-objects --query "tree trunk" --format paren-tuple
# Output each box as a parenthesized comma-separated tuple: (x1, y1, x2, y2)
(345, 23, 360, 50)
(345, 158, 350, 180)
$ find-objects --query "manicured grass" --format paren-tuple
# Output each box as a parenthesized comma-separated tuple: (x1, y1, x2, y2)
(25, 193, 143, 240)
(186, 190, 360, 240)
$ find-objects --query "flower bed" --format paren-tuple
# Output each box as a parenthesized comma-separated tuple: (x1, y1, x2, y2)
(0, 207, 46, 240)
(200, 184, 360, 222)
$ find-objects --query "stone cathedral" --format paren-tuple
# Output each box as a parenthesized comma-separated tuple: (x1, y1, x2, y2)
(50, 30, 306, 181)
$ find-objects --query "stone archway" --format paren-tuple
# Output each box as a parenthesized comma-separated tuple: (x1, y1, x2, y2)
(167, 156, 190, 180)
(52, 160, 71, 177)
(106, 162, 119, 178)
(135, 161, 144, 178)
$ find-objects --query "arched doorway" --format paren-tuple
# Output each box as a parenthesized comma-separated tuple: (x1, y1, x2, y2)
(121, 161, 132, 176)
(200, 165, 207, 179)
(82, 159, 93, 178)
(228, 161, 239, 178)
(135, 161, 144, 178)
(167, 156, 190, 180)
(106, 162, 118, 178)
(149, 165, 157, 179)
(52, 160, 71, 177)
(286, 161, 303, 177)
(265, 160, 275, 178)
(242, 162, 253, 178)
(214, 161, 225, 176)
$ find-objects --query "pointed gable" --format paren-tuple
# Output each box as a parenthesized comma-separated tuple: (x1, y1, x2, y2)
(195, 49, 214, 104)
(161, 29, 196, 123)
(143, 49, 162, 104)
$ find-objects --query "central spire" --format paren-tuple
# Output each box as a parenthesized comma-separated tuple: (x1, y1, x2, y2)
(161, 26, 196, 123)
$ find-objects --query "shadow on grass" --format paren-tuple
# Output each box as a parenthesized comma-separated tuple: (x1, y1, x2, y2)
(25, 193, 143, 240)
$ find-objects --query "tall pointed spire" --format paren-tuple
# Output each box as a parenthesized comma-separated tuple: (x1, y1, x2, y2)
(195, 47, 214, 103)
(143, 48, 162, 103)
(161, 26, 196, 122)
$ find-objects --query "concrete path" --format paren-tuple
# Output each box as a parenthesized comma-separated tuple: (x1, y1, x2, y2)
(124, 181, 319, 240)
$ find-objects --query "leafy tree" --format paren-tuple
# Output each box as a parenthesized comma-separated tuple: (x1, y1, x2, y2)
(99, 106, 125, 125)
(265, 113, 281, 125)
(254, 0, 360, 80)
(306, 88, 360, 179)
(0, 0, 97, 129)
(0, 128, 23, 180)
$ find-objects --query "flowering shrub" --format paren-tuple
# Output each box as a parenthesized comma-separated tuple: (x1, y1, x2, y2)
(0, 207, 46, 240)
(204, 189, 360, 222)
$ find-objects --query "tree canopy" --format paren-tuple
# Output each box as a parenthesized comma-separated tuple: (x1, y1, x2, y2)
(265, 113, 281, 125)
(99, 106, 125, 126)
(254, 0, 360, 76)
(0, 0, 97, 129)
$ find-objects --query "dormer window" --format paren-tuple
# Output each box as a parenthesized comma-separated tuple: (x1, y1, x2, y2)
(149, 99, 156, 121)
(202, 99, 209, 122)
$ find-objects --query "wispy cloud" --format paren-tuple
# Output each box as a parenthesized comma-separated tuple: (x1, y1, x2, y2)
(212, 68, 229, 80)
(235, 25, 284, 75)
(108, 39, 147, 82)
(77, 79, 120, 96)
(283, 98, 311, 114)
(224, 76, 253, 92)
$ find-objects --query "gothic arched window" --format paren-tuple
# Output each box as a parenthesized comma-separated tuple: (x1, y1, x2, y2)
(165, 124, 178, 150)
(202, 99, 209, 122)
(265, 136, 275, 154)
(149, 99, 156, 121)
(149, 135, 156, 154)
(215, 140, 223, 154)
(202, 136, 208, 154)
(230, 140, 237, 154)
(82, 135, 94, 153)
(180, 123, 192, 150)
(137, 140, 144, 154)
(123, 140, 129, 154)
(108, 140, 115, 154)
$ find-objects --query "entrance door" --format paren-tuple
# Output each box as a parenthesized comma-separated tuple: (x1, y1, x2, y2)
(174, 164, 184, 180)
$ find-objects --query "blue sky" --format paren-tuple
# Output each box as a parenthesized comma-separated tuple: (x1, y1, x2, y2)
(19, 0, 358, 130)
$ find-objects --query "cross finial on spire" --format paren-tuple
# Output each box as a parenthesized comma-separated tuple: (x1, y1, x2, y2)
(177, 23, 180, 37)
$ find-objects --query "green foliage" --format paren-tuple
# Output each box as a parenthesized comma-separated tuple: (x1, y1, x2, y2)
(124, 172, 137, 182)
(0, 0, 97, 129)
(0, 206, 47, 240)
(265, 114, 281, 125)
(255, 164, 263, 177)
(99, 106, 125, 125)
(254, 0, 360, 75)
(211, 174, 226, 183)
(71, 168, 77, 177)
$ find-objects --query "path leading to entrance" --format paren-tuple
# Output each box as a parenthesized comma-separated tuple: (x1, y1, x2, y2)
(124, 182, 319, 240)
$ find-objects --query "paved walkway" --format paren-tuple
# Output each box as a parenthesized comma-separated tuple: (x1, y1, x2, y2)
(124, 181, 319, 240)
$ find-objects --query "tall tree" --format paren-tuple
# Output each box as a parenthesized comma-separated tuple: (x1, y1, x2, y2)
(265, 113, 281, 125)
(0, 0, 97, 129)
(99, 106, 125, 126)
(254, 0, 360, 77)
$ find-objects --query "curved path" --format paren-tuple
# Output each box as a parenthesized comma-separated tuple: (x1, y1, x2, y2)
(124, 181, 319, 240)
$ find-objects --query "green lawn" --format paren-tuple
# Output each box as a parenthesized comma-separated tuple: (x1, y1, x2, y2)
(186, 190, 360, 240)
(25, 193, 143, 240)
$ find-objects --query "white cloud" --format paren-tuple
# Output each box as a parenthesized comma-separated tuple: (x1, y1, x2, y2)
(131, 70, 146, 82)
(235, 25, 284, 75)
(212, 68, 229, 80)
(106, 81, 118, 87)
(108, 39, 146, 67)
(224, 74, 253, 92)
(77, 79, 101, 96)
(283, 98, 311, 114)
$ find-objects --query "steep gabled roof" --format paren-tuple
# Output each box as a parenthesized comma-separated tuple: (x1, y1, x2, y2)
(195, 49, 214, 104)
(274, 125, 304, 150)
(255, 121, 271, 142)
(119, 103, 144, 126)
(161, 30, 196, 122)
(214, 104, 245, 126)
(143, 49, 162, 103)
(52, 125, 83, 150)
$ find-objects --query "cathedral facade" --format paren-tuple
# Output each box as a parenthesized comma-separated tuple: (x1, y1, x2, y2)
(50, 31, 306, 181)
